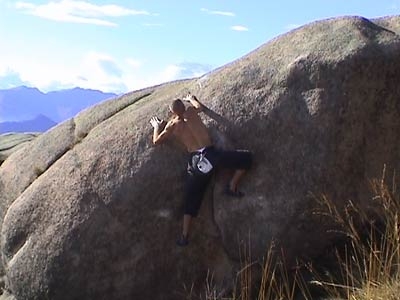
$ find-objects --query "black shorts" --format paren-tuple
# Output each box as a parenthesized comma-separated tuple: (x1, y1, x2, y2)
(215, 148, 252, 171)
(184, 147, 252, 217)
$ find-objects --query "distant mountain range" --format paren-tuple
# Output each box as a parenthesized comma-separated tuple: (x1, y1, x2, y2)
(0, 114, 57, 134)
(0, 86, 117, 134)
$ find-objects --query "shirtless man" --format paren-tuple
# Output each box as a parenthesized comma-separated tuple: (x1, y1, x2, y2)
(150, 94, 252, 246)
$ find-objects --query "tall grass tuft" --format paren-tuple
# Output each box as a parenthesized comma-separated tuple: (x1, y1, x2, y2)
(203, 167, 400, 300)
(310, 166, 400, 300)
(227, 240, 311, 300)
(256, 244, 311, 300)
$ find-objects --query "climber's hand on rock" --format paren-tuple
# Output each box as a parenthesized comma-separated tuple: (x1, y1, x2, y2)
(150, 117, 163, 129)
(183, 92, 195, 102)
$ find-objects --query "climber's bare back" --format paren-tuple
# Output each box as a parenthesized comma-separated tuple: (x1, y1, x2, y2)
(168, 107, 212, 152)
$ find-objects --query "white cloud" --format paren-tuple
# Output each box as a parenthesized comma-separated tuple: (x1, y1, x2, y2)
(122, 62, 212, 93)
(201, 8, 235, 17)
(0, 50, 212, 94)
(231, 25, 249, 31)
(78, 52, 123, 84)
(0, 50, 124, 93)
(0, 68, 27, 88)
(15, 0, 152, 26)
(126, 58, 143, 68)
(142, 23, 163, 27)
(160, 65, 185, 81)
(285, 23, 301, 30)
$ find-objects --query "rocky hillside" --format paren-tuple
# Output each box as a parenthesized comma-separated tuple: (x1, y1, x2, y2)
(0, 15, 400, 300)
(0, 133, 39, 165)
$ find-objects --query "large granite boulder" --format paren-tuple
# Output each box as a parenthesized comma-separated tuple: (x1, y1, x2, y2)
(0, 133, 39, 166)
(1, 15, 400, 299)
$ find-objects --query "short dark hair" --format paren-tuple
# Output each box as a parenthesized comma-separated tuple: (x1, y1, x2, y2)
(170, 99, 185, 115)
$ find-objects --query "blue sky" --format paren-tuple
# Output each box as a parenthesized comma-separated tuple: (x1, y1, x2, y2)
(0, 0, 399, 94)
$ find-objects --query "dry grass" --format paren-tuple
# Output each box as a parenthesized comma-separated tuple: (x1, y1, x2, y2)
(309, 166, 400, 300)
(204, 166, 400, 300)
(204, 240, 312, 300)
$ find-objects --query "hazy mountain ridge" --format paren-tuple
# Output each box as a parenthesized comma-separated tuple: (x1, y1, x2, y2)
(0, 114, 57, 134)
(0, 86, 117, 130)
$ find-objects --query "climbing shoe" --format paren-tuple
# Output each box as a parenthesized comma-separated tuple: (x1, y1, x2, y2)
(224, 184, 244, 198)
(176, 235, 189, 247)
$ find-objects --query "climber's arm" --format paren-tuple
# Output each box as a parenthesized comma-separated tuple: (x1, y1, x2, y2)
(151, 118, 175, 145)
(182, 93, 208, 114)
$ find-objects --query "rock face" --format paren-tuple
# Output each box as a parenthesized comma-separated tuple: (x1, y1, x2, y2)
(0, 133, 39, 165)
(1, 15, 400, 299)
